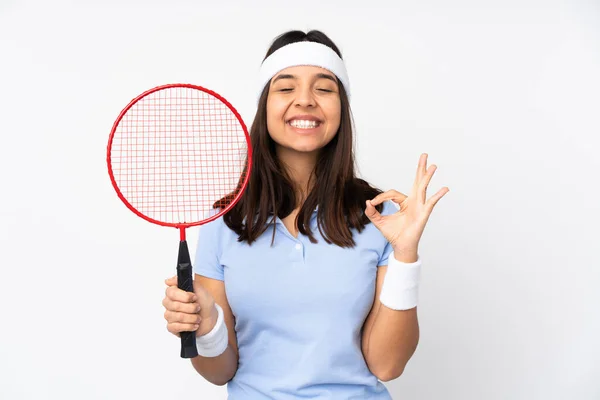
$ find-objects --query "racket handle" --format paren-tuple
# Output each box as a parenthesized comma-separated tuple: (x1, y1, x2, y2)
(177, 240, 199, 359)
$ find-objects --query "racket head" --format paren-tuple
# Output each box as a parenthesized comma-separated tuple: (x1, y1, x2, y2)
(106, 83, 252, 229)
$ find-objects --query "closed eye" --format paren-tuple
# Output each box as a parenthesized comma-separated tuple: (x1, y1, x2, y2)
(277, 88, 334, 93)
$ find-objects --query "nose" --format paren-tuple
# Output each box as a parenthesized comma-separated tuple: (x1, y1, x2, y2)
(294, 85, 315, 108)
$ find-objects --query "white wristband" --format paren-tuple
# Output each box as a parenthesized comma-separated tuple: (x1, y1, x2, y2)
(379, 252, 422, 310)
(195, 303, 229, 357)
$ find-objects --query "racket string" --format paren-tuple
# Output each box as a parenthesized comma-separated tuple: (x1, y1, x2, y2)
(110, 86, 249, 225)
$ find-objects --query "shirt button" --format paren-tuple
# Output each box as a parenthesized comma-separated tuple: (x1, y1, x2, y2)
(295, 243, 302, 250)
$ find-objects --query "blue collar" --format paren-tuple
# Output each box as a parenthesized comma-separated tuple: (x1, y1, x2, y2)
(267, 205, 318, 225)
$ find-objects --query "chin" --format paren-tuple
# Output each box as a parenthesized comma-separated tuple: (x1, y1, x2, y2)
(290, 145, 321, 154)
(278, 142, 322, 155)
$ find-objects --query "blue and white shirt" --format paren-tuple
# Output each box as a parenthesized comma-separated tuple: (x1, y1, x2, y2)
(193, 201, 396, 399)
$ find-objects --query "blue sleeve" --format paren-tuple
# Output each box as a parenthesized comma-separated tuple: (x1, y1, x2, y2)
(193, 215, 225, 281)
(377, 200, 398, 267)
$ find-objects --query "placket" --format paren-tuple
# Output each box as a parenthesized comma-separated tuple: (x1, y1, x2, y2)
(276, 223, 306, 267)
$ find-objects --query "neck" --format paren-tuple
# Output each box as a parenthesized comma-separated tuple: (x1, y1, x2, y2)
(276, 146, 318, 205)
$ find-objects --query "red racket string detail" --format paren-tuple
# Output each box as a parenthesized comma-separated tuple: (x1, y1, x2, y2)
(107, 84, 252, 358)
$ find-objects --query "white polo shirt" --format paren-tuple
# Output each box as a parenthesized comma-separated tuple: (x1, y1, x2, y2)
(193, 201, 396, 399)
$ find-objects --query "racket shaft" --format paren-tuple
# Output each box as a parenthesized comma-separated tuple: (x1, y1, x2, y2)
(177, 240, 198, 358)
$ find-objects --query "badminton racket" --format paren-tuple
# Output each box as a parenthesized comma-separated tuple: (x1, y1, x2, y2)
(107, 83, 251, 358)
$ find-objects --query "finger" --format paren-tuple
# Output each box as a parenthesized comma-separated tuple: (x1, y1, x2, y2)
(165, 286, 197, 303)
(418, 164, 437, 203)
(167, 322, 200, 336)
(389, 193, 408, 207)
(162, 297, 201, 313)
(364, 200, 384, 225)
(426, 187, 449, 210)
(415, 153, 428, 184)
(165, 276, 177, 286)
(164, 310, 203, 325)
(369, 190, 408, 206)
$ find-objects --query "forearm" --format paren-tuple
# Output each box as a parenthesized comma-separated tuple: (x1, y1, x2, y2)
(362, 249, 421, 381)
(362, 304, 419, 381)
(189, 301, 239, 386)
(190, 344, 238, 386)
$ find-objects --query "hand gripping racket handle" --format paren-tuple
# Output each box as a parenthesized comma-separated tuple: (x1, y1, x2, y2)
(177, 240, 199, 359)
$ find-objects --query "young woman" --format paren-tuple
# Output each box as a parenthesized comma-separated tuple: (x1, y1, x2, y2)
(162, 29, 448, 399)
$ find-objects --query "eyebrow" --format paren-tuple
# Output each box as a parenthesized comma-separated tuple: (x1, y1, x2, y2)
(272, 72, 337, 84)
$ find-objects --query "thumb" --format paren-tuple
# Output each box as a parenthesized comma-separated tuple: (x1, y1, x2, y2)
(193, 277, 211, 301)
(365, 200, 383, 225)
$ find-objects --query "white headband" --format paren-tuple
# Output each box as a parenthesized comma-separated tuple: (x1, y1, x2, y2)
(257, 41, 350, 102)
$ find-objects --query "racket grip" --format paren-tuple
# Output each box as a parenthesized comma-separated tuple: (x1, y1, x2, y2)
(177, 240, 199, 359)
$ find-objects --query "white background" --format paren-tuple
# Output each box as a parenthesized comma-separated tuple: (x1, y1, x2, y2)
(1, 0, 599, 399)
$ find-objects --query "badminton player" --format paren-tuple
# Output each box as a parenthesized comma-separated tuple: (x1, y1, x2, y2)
(162, 29, 449, 399)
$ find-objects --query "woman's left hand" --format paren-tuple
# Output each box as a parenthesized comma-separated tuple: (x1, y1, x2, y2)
(365, 153, 449, 261)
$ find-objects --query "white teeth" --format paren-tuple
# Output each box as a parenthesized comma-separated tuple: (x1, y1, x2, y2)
(289, 120, 319, 129)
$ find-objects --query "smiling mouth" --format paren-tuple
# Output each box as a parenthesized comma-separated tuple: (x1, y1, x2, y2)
(288, 120, 321, 129)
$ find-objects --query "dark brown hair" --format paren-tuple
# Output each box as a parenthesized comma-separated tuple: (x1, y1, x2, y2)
(221, 30, 384, 247)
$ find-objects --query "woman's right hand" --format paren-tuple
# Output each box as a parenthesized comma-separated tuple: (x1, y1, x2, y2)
(163, 276, 219, 338)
